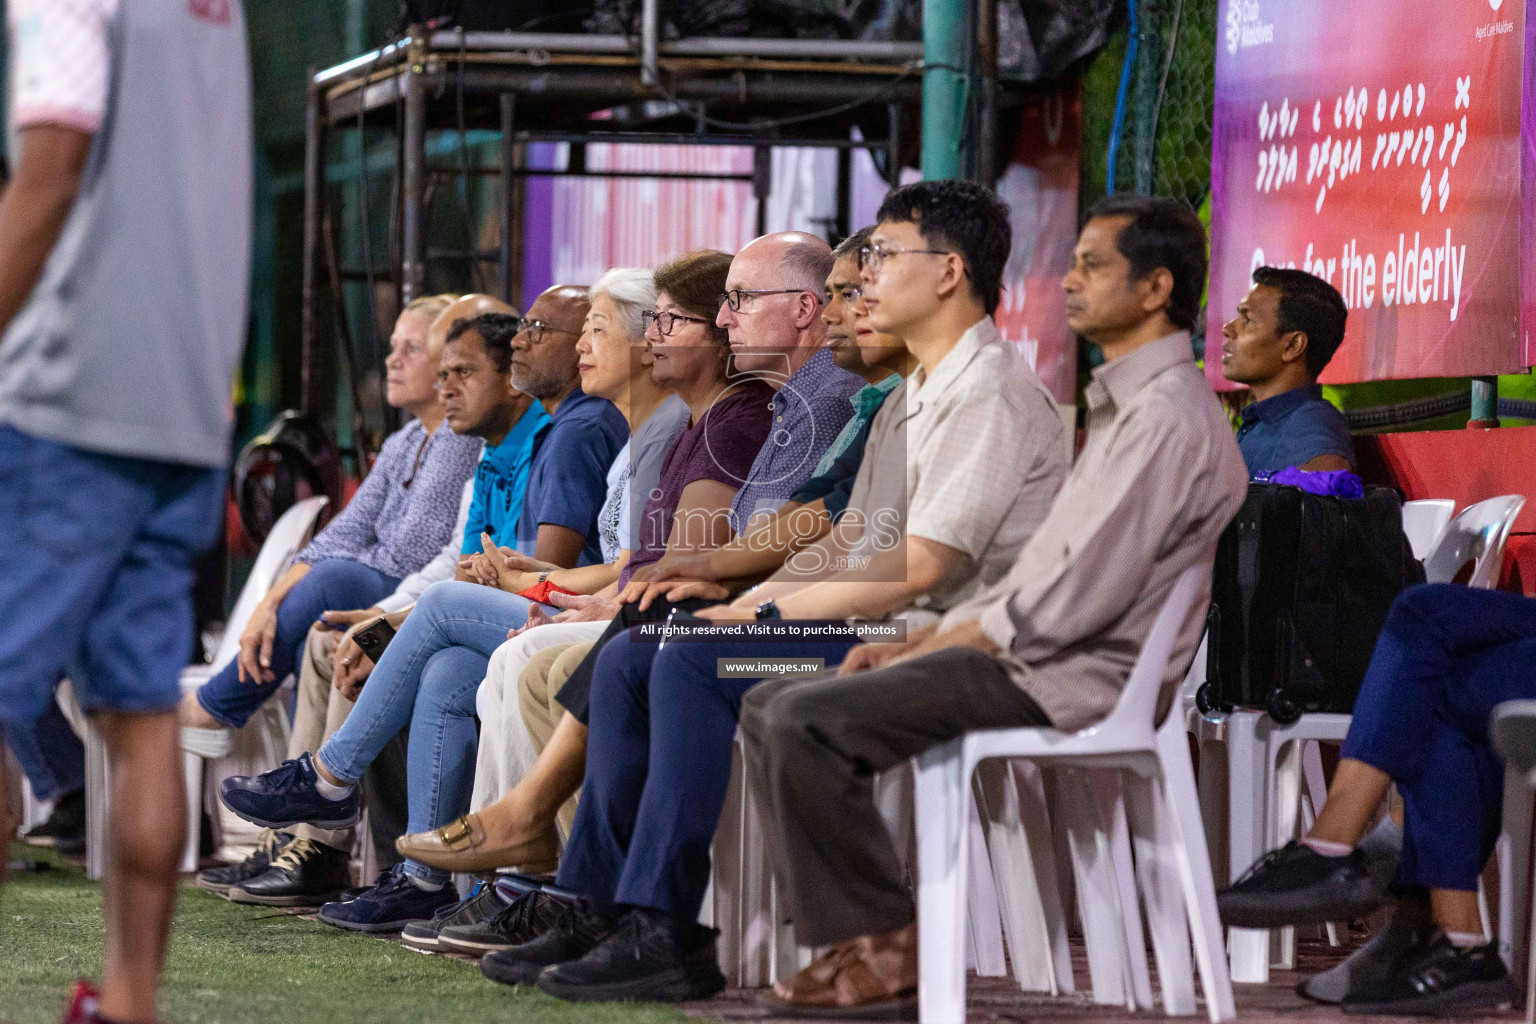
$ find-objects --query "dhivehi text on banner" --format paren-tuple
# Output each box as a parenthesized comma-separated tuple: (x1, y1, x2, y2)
(1207, 0, 1529, 386)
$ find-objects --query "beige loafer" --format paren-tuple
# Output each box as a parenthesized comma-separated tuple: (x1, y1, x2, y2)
(394, 813, 559, 874)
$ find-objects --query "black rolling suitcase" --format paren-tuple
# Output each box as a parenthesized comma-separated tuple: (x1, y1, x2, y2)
(1196, 483, 1424, 723)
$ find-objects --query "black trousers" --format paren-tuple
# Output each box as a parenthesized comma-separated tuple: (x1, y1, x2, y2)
(738, 646, 1049, 947)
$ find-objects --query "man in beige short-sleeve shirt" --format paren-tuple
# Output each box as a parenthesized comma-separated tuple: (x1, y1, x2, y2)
(743, 194, 1248, 1018)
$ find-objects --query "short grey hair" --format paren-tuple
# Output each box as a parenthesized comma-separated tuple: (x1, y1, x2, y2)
(781, 237, 835, 294)
(589, 268, 657, 341)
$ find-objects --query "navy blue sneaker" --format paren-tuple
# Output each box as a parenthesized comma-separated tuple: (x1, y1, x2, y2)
(316, 865, 457, 934)
(219, 752, 360, 831)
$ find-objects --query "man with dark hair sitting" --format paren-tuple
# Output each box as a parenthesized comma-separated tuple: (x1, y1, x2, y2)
(1219, 265, 1355, 476)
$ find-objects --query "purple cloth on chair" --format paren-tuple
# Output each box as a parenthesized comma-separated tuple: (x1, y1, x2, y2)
(1254, 466, 1366, 499)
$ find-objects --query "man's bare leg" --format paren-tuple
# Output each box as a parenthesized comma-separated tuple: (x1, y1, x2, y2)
(1307, 757, 1391, 847)
(473, 713, 587, 850)
(95, 709, 184, 1024)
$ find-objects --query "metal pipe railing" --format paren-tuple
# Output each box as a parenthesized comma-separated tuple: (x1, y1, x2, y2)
(313, 32, 924, 86)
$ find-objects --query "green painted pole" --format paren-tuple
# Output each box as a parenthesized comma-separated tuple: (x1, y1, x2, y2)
(1469, 376, 1499, 428)
(922, 0, 969, 181)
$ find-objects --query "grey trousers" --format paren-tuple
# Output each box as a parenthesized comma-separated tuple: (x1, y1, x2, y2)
(739, 646, 1049, 948)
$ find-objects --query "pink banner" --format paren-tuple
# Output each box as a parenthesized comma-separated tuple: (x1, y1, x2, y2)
(994, 84, 1082, 405)
(1208, 0, 1529, 387)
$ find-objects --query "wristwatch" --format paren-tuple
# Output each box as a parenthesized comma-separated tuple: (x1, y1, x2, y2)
(755, 598, 781, 620)
(537, 570, 553, 585)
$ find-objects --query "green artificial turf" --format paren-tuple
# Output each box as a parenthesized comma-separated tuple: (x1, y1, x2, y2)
(1, 844, 694, 1024)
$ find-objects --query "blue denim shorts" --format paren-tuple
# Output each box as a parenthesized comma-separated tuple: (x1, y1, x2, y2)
(0, 425, 225, 724)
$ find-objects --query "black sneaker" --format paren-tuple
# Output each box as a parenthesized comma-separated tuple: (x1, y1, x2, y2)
(537, 907, 725, 1003)
(21, 790, 85, 849)
(219, 752, 360, 831)
(480, 898, 617, 987)
(315, 865, 457, 934)
(441, 886, 574, 958)
(1299, 904, 1436, 1004)
(1217, 840, 1387, 928)
(228, 836, 351, 907)
(401, 880, 507, 954)
(193, 830, 288, 897)
(1342, 934, 1518, 1016)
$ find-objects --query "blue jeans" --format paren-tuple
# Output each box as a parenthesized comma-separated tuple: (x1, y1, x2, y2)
(3, 695, 85, 802)
(195, 558, 400, 728)
(0, 425, 225, 723)
(318, 580, 534, 883)
(557, 632, 860, 919)
(1342, 583, 1536, 892)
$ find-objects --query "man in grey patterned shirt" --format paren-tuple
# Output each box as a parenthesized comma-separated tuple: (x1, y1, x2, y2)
(742, 194, 1248, 1018)
(718, 232, 864, 534)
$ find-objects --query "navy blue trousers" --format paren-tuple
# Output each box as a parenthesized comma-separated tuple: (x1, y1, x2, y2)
(1342, 583, 1536, 893)
(556, 630, 860, 919)
(3, 696, 85, 803)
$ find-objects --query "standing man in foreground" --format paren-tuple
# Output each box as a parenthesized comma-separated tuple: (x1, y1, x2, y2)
(742, 194, 1249, 1018)
(0, 2, 252, 1022)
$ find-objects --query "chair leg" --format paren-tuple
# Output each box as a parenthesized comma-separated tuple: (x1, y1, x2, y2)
(1123, 765, 1197, 1016)
(1157, 719, 1237, 1023)
(84, 719, 109, 882)
(1498, 779, 1533, 986)
(914, 743, 971, 1024)
(974, 759, 1073, 995)
(965, 780, 1008, 978)
(180, 750, 203, 874)
(1224, 711, 1270, 984)
(1270, 738, 1304, 970)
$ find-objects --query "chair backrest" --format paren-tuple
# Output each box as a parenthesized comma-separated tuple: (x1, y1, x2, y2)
(1423, 495, 1526, 589)
(1401, 498, 1456, 562)
(1491, 699, 1536, 785)
(210, 496, 329, 671)
(1094, 565, 1211, 735)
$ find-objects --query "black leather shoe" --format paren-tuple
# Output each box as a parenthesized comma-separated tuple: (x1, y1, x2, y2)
(228, 836, 351, 907)
(441, 885, 573, 957)
(401, 880, 508, 954)
(1342, 934, 1518, 1015)
(480, 898, 617, 987)
(22, 790, 85, 849)
(1218, 840, 1387, 928)
(193, 830, 288, 896)
(536, 907, 725, 1003)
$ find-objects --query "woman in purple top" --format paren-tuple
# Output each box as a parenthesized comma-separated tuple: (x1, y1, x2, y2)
(622, 256, 775, 587)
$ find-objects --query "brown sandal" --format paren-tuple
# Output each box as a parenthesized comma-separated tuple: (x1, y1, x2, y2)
(757, 930, 918, 1020)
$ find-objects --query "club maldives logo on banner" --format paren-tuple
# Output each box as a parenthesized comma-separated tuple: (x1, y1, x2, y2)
(1207, 0, 1530, 387)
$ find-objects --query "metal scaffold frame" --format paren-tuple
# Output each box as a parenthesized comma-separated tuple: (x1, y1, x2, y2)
(300, 0, 1015, 425)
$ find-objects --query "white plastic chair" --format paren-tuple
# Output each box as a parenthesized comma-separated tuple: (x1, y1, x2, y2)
(1425, 496, 1526, 589)
(1491, 699, 1536, 1022)
(1402, 498, 1456, 562)
(913, 566, 1233, 1024)
(79, 496, 328, 879)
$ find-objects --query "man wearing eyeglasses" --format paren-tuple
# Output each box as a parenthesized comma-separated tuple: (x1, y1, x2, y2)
(502, 285, 630, 569)
(716, 232, 865, 534)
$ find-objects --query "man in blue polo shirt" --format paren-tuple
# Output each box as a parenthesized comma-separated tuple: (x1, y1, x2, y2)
(1220, 265, 1356, 477)
(508, 286, 629, 567)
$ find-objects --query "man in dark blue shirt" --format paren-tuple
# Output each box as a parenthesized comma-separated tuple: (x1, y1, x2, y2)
(505, 287, 629, 567)
(1220, 265, 1355, 477)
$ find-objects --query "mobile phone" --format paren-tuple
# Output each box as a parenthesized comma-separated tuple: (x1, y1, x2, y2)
(352, 617, 397, 664)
